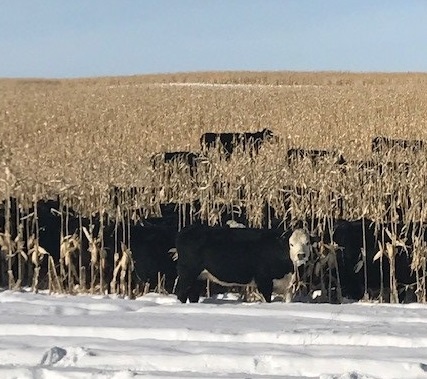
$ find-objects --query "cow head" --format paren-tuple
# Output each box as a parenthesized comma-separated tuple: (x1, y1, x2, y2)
(262, 128, 274, 138)
(289, 228, 312, 267)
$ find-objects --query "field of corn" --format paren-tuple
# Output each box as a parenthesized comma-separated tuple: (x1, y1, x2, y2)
(2, 71, 427, 302)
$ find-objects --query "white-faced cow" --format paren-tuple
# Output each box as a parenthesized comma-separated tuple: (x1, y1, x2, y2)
(271, 228, 313, 302)
(200, 128, 275, 159)
(288, 228, 312, 267)
(175, 225, 314, 303)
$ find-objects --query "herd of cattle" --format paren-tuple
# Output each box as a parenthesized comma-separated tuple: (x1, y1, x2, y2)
(151, 127, 276, 171)
(151, 129, 425, 173)
(1, 131, 427, 303)
(0, 199, 422, 304)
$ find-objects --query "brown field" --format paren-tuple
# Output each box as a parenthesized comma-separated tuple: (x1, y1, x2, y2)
(1, 71, 427, 221)
(2, 71, 427, 300)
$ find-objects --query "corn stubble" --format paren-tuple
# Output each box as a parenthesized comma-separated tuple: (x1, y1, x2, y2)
(1, 71, 427, 302)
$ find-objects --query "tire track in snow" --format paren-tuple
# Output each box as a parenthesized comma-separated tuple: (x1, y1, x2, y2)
(1, 323, 427, 349)
(2, 292, 427, 378)
(1, 350, 426, 379)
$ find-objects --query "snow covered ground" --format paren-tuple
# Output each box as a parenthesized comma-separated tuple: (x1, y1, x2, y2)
(1, 290, 427, 379)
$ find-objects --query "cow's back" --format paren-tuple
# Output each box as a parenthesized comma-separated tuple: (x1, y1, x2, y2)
(177, 225, 288, 282)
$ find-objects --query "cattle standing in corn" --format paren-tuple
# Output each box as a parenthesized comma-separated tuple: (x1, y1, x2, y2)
(200, 128, 275, 159)
(175, 225, 313, 303)
(371, 136, 424, 154)
(286, 148, 346, 166)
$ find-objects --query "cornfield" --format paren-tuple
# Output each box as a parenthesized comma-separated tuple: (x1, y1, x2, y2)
(1, 71, 427, 301)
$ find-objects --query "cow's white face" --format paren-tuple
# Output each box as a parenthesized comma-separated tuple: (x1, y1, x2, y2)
(289, 229, 311, 267)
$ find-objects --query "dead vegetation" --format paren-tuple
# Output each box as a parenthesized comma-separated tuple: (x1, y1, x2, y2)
(1, 71, 427, 301)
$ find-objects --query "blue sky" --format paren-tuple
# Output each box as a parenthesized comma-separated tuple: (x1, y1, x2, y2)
(1, 1, 426, 78)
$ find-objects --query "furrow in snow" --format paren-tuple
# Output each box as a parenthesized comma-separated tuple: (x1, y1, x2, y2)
(1, 352, 426, 379)
(1, 324, 427, 349)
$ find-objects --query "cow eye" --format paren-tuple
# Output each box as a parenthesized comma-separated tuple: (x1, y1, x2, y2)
(289, 243, 294, 247)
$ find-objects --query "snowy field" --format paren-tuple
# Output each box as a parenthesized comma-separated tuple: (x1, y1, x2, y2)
(1, 291, 427, 379)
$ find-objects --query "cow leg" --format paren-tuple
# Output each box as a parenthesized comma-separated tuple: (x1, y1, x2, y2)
(188, 280, 204, 303)
(176, 275, 190, 303)
(256, 279, 273, 303)
(176, 273, 199, 303)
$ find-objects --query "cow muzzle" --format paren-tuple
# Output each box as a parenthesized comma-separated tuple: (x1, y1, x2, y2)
(294, 251, 310, 267)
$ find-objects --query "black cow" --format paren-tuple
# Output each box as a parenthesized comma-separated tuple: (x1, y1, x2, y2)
(346, 159, 409, 173)
(287, 148, 346, 166)
(0, 197, 93, 289)
(0, 196, 180, 294)
(110, 185, 146, 209)
(101, 220, 179, 295)
(0, 197, 23, 287)
(129, 223, 178, 294)
(200, 128, 275, 158)
(372, 136, 424, 154)
(307, 219, 415, 303)
(175, 224, 294, 303)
